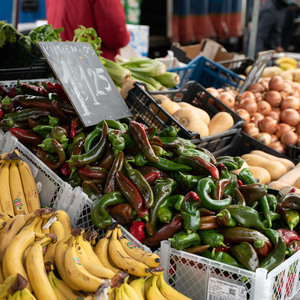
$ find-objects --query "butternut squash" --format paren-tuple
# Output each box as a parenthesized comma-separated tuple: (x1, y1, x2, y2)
(250, 150, 295, 171)
(293, 176, 300, 189)
(208, 112, 234, 135)
(173, 108, 209, 137)
(268, 181, 300, 195)
(231, 161, 249, 175)
(152, 95, 181, 115)
(178, 102, 210, 126)
(277, 162, 300, 185)
(240, 153, 287, 181)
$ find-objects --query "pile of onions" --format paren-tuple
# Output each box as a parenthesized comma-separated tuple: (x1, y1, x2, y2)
(207, 75, 300, 154)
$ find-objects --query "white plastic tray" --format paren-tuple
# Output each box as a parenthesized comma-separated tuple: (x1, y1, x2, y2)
(159, 240, 300, 300)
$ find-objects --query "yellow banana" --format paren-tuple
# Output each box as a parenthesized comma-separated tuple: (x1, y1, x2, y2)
(44, 220, 65, 264)
(63, 235, 103, 292)
(157, 274, 191, 300)
(9, 160, 28, 215)
(0, 263, 4, 284)
(94, 230, 121, 273)
(119, 283, 130, 300)
(2, 230, 36, 288)
(18, 216, 41, 233)
(117, 227, 160, 268)
(108, 226, 150, 277)
(33, 217, 44, 234)
(54, 235, 81, 291)
(107, 287, 115, 300)
(0, 160, 15, 216)
(276, 56, 297, 68)
(75, 234, 115, 279)
(0, 213, 34, 261)
(56, 209, 71, 234)
(19, 288, 37, 300)
(129, 276, 147, 300)
(0, 211, 12, 223)
(0, 275, 16, 298)
(123, 276, 141, 300)
(114, 286, 122, 300)
(48, 268, 85, 300)
(145, 276, 168, 300)
(17, 160, 40, 214)
(25, 236, 57, 299)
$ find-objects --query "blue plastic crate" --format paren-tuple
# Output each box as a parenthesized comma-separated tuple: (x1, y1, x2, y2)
(168, 55, 245, 89)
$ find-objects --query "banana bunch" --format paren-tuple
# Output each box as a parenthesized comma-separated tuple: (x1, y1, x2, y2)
(0, 150, 40, 216)
(0, 273, 36, 300)
(275, 56, 298, 71)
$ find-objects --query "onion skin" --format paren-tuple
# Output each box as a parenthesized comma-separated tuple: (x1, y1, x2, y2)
(239, 91, 256, 102)
(251, 112, 264, 125)
(239, 98, 257, 114)
(248, 83, 265, 93)
(281, 131, 298, 146)
(281, 96, 300, 110)
(243, 122, 260, 138)
(265, 90, 282, 107)
(206, 87, 219, 105)
(296, 124, 300, 135)
(269, 75, 284, 91)
(276, 123, 292, 138)
(258, 116, 278, 134)
(271, 134, 279, 143)
(266, 111, 280, 123)
(236, 108, 250, 126)
(257, 132, 272, 146)
(218, 92, 235, 109)
(280, 108, 300, 126)
(257, 100, 272, 115)
(269, 141, 286, 153)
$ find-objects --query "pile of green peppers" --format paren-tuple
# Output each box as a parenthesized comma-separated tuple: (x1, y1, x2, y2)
(2, 83, 300, 274)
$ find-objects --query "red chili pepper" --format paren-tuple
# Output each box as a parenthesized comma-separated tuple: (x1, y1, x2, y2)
(290, 188, 296, 193)
(116, 171, 149, 220)
(143, 171, 160, 185)
(9, 128, 44, 147)
(277, 228, 300, 245)
(21, 83, 49, 97)
(129, 221, 145, 243)
(77, 165, 107, 179)
(61, 162, 71, 176)
(215, 245, 231, 253)
(8, 87, 17, 98)
(237, 179, 243, 186)
(46, 82, 69, 103)
(0, 109, 4, 120)
(253, 239, 269, 258)
(50, 100, 70, 123)
(70, 117, 82, 139)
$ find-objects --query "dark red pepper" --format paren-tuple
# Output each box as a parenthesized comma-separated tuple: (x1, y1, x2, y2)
(253, 239, 269, 258)
(9, 128, 43, 147)
(277, 228, 300, 245)
(77, 165, 108, 180)
(107, 203, 136, 227)
(137, 165, 169, 180)
(286, 240, 300, 256)
(0, 109, 4, 120)
(70, 117, 82, 139)
(215, 245, 231, 253)
(46, 82, 69, 103)
(144, 214, 184, 247)
(129, 221, 146, 243)
(61, 162, 71, 176)
(50, 100, 70, 123)
(143, 171, 161, 185)
(21, 83, 49, 97)
(7, 87, 17, 98)
(237, 179, 243, 186)
(115, 171, 149, 220)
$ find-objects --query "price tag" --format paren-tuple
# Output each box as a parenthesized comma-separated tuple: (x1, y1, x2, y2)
(239, 50, 274, 94)
(38, 42, 132, 127)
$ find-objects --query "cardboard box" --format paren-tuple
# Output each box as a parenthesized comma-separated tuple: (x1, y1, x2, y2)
(171, 39, 236, 63)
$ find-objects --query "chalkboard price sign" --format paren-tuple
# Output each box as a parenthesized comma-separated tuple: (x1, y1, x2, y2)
(239, 50, 274, 94)
(38, 42, 132, 127)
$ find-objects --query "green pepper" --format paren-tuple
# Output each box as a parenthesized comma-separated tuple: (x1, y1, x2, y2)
(32, 124, 53, 138)
(261, 211, 281, 227)
(180, 191, 201, 233)
(212, 251, 240, 268)
(91, 191, 126, 229)
(266, 194, 278, 212)
(146, 178, 177, 236)
(97, 119, 127, 131)
(158, 126, 179, 137)
(216, 209, 237, 227)
(199, 229, 226, 248)
(196, 177, 232, 211)
(67, 132, 86, 157)
(151, 145, 171, 157)
(216, 156, 245, 171)
(200, 249, 213, 259)
(108, 130, 125, 157)
(82, 180, 102, 201)
(212, 178, 231, 200)
(171, 172, 205, 190)
(238, 183, 267, 205)
(232, 188, 246, 206)
(64, 171, 82, 188)
(158, 195, 184, 223)
(84, 126, 102, 152)
(225, 205, 266, 231)
(48, 115, 60, 127)
(38, 137, 68, 153)
(68, 121, 108, 168)
(159, 136, 196, 149)
(259, 228, 286, 272)
(231, 242, 259, 271)
(51, 126, 68, 144)
(238, 167, 257, 184)
(283, 209, 300, 231)
(278, 192, 300, 211)
(124, 162, 154, 209)
(169, 230, 201, 250)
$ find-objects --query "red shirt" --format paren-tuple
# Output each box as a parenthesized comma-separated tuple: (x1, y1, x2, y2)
(45, 0, 130, 61)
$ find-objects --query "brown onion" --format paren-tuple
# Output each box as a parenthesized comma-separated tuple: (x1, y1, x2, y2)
(269, 75, 285, 91)
(281, 96, 300, 110)
(258, 116, 278, 134)
(281, 131, 298, 146)
(282, 81, 294, 95)
(271, 134, 279, 143)
(206, 87, 219, 105)
(276, 123, 292, 138)
(236, 108, 250, 126)
(239, 91, 256, 102)
(257, 132, 272, 146)
(265, 90, 282, 107)
(269, 141, 286, 153)
(251, 112, 264, 125)
(266, 111, 280, 123)
(239, 98, 257, 114)
(296, 123, 300, 135)
(243, 122, 260, 138)
(248, 83, 265, 93)
(218, 92, 235, 109)
(254, 92, 263, 102)
(260, 78, 270, 90)
(257, 100, 272, 115)
(280, 108, 300, 126)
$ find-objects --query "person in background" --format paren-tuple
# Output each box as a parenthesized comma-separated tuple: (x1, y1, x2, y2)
(45, 0, 130, 61)
(255, 0, 291, 57)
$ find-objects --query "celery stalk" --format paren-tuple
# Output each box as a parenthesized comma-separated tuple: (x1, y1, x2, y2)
(154, 72, 180, 88)
(131, 71, 164, 91)
(130, 76, 157, 91)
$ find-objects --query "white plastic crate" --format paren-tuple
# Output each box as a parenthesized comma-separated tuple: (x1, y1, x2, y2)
(159, 240, 300, 300)
(0, 131, 74, 209)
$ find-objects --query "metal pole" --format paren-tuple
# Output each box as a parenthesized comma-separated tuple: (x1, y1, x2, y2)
(12, 0, 20, 29)
(166, 0, 173, 39)
(247, 0, 260, 59)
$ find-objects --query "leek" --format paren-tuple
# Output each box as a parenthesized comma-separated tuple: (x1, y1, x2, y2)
(130, 76, 157, 92)
(131, 71, 164, 91)
(154, 72, 180, 88)
(119, 58, 166, 77)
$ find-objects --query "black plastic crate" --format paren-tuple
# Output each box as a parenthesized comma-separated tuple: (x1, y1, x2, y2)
(217, 57, 254, 75)
(286, 145, 300, 164)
